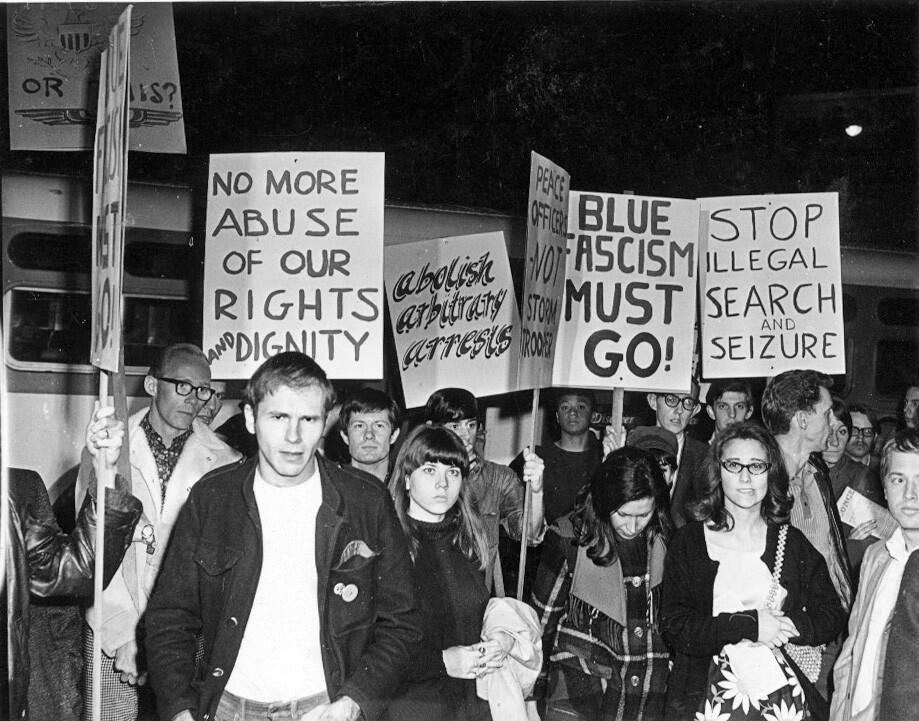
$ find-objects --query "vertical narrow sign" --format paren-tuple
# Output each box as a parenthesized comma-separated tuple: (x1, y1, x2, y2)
(518, 152, 570, 391)
(90, 6, 131, 372)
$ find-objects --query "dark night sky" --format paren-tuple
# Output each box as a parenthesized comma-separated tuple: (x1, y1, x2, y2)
(3, 1, 918, 251)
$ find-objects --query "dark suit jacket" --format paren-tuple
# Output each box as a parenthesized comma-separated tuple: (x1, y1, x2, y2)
(879, 549, 919, 721)
(670, 435, 708, 527)
(145, 455, 422, 721)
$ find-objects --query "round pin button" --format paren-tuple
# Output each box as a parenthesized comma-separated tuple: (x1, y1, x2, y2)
(333, 582, 345, 595)
(341, 584, 358, 602)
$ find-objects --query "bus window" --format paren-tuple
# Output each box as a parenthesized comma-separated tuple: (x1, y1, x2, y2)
(842, 292, 857, 323)
(875, 339, 919, 394)
(8, 231, 91, 273)
(124, 235, 197, 281)
(8, 289, 90, 364)
(877, 295, 919, 327)
(7, 288, 193, 369)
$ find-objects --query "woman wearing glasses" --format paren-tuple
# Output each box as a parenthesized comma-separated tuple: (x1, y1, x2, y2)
(531, 446, 672, 721)
(661, 422, 844, 721)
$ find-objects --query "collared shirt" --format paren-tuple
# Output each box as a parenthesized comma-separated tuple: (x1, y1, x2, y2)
(789, 461, 848, 605)
(851, 528, 912, 714)
(140, 412, 192, 508)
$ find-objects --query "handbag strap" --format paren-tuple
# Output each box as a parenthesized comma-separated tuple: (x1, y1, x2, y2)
(765, 524, 788, 610)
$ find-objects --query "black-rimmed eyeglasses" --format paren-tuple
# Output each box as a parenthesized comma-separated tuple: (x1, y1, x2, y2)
(719, 460, 771, 475)
(157, 377, 216, 402)
(662, 394, 699, 411)
(850, 428, 875, 439)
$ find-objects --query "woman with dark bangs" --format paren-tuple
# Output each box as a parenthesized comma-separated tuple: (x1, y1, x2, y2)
(384, 424, 513, 721)
(661, 422, 845, 721)
(531, 446, 673, 721)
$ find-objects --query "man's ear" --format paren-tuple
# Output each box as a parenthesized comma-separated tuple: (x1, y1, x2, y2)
(691, 403, 701, 418)
(389, 427, 401, 446)
(743, 406, 754, 421)
(243, 404, 256, 435)
(143, 375, 157, 398)
(795, 410, 808, 431)
(706, 405, 716, 421)
(646, 394, 657, 410)
(340, 429, 350, 446)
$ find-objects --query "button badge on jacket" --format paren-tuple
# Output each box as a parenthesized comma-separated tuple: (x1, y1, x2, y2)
(333, 582, 359, 603)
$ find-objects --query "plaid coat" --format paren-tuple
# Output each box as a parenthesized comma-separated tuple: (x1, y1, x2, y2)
(530, 517, 669, 721)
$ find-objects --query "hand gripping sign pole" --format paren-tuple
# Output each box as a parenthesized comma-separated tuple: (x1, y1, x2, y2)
(90, 8, 132, 721)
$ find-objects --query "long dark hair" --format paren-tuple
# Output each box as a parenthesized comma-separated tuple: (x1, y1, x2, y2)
(573, 446, 672, 566)
(690, 421, 792, 530)
(387, 425, 490, 569)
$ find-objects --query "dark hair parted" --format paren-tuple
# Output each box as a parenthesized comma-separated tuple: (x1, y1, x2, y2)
(830, 396, 852, 433)
(387, 425, 490, 570)
(847, 403, 878, 432)
(338, 387, 402, 434)
(245, 352, 336, 414)
(761, 369, 832, 436)
(690, 421, 792, 530)
(423, 387, 479, 424)
(572, 446, 673, 567)
(880, 428, 919, 479)
(707, 378, 754, 406)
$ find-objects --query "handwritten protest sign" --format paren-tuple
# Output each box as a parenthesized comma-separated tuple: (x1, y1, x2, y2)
(553, 192, 699, 392)
(203, 152, 385, 379)
(518, 152, 570, 391)
(7, 3, 185, 153)
(385, 232, 520, 409)
(90, 7, 131, 372)
(698, 193, 844, 377)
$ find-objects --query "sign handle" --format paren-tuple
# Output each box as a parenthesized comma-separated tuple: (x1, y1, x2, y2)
(92, 372, 114, 721)
(610, 387, 624, 441)
(517, 383, 541, 601)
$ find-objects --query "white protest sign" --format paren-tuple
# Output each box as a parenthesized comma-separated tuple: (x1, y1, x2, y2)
(7, 3, 185, 153)
(553, 192, 699, 392)
(90, 7, 131, 372)
(518, 152, 570, 391)
(203, 152, 385, 379)
(699, 193, 844, 377)
(385, 232, 520, 409)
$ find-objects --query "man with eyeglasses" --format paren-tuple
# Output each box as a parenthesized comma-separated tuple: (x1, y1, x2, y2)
(423, 387, 545, 594)
(846, 403, 880, 471)
(338, 387, 402, 482)
(704, 378, 754, 441)
(902, 385, 919, 431)
(646, 381, 707, 527)
(762, 369, 852, 703)
(75, 343, 241, 721)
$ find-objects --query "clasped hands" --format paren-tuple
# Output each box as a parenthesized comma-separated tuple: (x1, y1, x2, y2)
(757, 608, 800, 650)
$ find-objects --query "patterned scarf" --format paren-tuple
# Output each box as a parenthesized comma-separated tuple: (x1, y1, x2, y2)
(141, 412, 192, 509)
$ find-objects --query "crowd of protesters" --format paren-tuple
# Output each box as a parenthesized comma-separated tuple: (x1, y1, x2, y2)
(7, 343, 919, 721)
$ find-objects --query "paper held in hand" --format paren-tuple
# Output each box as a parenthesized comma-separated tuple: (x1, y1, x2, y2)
(837, 486, 898, 539)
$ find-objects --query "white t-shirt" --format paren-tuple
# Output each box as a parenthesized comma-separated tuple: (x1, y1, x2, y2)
(225, 466, 325, 701)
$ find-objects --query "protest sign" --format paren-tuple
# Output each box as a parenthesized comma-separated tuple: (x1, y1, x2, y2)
(90, 7, 131, 372)
(518, 152, 570, 391)
(385, 232, 521, 409)
(7, 3, 185, 153)
(203, 152, 385, 379)
(698, 193, 844, 377)
(553, 192, 699, 392)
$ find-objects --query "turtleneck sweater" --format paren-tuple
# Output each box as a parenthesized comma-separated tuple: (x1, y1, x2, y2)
(388, 513, 491, 721)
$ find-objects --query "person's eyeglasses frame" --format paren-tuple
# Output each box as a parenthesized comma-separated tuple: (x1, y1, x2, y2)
(157, 376, 216, 402)
(719, 460, 771, 476)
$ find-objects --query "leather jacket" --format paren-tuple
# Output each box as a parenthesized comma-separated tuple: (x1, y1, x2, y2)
(3, 467, 142, 720)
